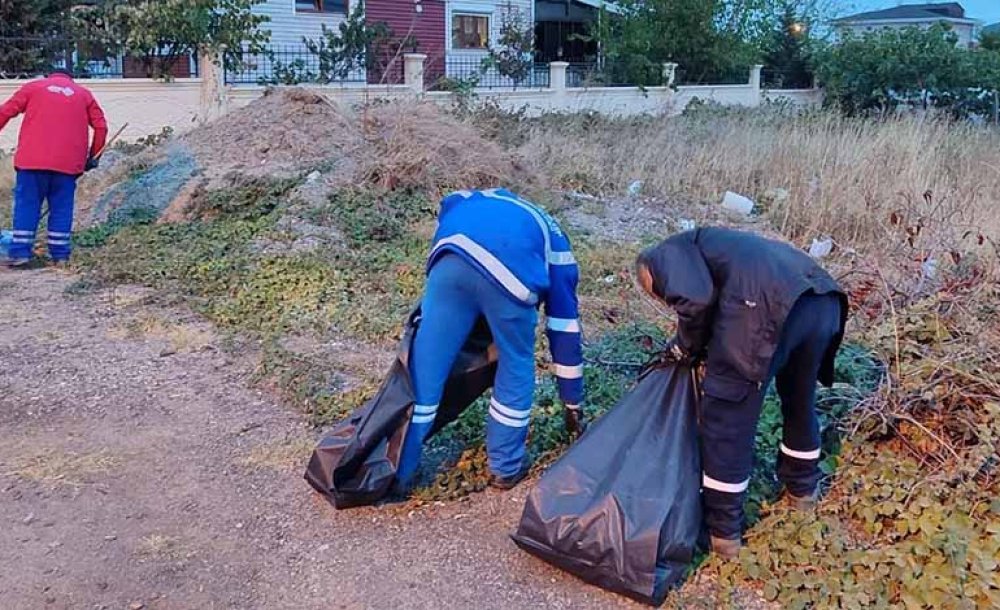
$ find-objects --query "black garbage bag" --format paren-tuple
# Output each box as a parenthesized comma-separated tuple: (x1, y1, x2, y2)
(511, 362, 702, 606)
(304, 308, 496, 509)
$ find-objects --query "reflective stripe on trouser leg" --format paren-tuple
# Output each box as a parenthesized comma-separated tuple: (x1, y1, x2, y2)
(398, 404, 439, 486)
(10, 170, 46, 260)
(699, 375, 768, 540)
(44, 172, 77, 261)
(482, 295, 537, 479)
(396, 254, 482, 487)
(773, 293, 842, 497)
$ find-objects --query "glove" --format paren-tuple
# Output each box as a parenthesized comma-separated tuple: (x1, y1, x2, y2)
(564, 406, 587, 439)
(664, 336, 698, 367)
(84, 156, 99, 172)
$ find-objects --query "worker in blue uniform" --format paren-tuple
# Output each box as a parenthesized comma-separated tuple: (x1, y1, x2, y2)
(396, 188, 585, 492)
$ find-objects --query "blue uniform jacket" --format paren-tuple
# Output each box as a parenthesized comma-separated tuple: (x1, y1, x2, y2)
(428, 188, 584, 407)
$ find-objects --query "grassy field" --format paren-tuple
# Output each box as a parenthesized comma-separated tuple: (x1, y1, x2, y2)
(15, 101, 1000, 608)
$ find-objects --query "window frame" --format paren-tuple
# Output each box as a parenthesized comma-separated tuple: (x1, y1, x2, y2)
(295, 0, 347, 15)
(451, 12, 491, 51)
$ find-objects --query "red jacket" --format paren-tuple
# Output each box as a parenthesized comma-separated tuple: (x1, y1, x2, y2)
(0, 74, 108, 176)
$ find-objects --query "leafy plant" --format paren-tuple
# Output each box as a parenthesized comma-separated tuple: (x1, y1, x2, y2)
(0, 0, 76, 77)
(813, 24, 1000, 118)
(483, 2, 535, 88)
(271, 1, 414, 85)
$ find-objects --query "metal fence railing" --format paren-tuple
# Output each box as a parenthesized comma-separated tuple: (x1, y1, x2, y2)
(567, 61, 667, 88)
(676, 66, 750, 86)
(442, 56, 550, 89)
(762, 68, 814, 90)
(225, 46, 367, 86)
(0, 36, 125, 79)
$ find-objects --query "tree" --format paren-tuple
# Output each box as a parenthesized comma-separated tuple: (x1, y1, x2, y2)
(72, 0, 271, 79)
(589, 0, 786, 86)
(259, 1, 414, 85)
(762, 2, 813, 88)
(981, 31, 1000, 52)
(484, 2, 535, 87)
(0, 0, 75, 77)
(813, 24, 1000, 117)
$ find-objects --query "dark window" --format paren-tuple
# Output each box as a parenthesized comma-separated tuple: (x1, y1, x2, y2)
(452, 14, 490, 50)
(296, 0, 346, 13)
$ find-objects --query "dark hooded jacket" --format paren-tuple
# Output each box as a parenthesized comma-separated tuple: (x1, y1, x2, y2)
(638, 227, 848, 390)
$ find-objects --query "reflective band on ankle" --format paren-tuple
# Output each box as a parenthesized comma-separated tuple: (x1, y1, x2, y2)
(780, 443, 821, 460)
(703, 474, 749, 493)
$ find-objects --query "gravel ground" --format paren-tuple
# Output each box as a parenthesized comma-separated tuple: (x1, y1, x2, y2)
(0, 268, 765, 610)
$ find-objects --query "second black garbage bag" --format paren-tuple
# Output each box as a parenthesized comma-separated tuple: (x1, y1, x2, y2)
(511, 362, 702, 606)
(304, 308, 496, 509)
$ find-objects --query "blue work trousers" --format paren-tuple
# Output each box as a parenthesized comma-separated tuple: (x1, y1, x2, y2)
(700, 292, 843, 540)
(9, 169, 77, 261)
(397, 254, 537, 484)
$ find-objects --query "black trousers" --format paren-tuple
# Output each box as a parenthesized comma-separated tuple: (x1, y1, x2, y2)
(700, 292, 843, 540)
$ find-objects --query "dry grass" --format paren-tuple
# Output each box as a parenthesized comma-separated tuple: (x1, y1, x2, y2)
(0, 152, 13, 227)
(3, 449, 121, 486)
(520, 112, 1000, 251)
(136, 534, 182, 559)
(180, 88, 523, 198)
(109, 312, 214, 353)
(359, 101, 520, 195)
(240, 436, 315, 472)
(521, 108, 1000, 473)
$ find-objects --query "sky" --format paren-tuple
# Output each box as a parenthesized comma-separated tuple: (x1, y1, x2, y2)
(843, 1, 1000, 24)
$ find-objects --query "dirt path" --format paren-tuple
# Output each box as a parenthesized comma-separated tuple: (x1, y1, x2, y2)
(0, 268, 679, 610)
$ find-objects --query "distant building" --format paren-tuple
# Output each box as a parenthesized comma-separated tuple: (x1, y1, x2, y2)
(832, 3, 981, 48)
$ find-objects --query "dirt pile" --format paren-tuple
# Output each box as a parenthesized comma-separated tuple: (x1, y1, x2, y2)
(182, 88, 361, 183)
(356, 101, 520, 195)
(181, 87, 522, 196)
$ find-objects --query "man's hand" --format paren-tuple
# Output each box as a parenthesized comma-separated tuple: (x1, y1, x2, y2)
(664, 336, 698, 367)
(564, 406, 587, 439)
(84, 156, 99, 172)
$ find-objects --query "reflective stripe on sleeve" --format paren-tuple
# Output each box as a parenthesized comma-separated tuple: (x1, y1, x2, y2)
(548, 251, 576, 265)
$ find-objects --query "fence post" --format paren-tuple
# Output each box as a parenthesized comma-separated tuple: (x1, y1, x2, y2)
(550, 61, 568, 91)
(749, 64, 764, 107)
(404, 53, 427, 93)
(199, 46, 228, 123)
(662, 62, 678, 87)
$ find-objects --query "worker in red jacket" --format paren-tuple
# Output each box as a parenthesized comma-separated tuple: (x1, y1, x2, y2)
(0, 69, 108, 267)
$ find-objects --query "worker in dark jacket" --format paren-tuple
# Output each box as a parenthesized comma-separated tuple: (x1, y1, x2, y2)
(635, 227, 848, 559)
(0, 69, 108, 267)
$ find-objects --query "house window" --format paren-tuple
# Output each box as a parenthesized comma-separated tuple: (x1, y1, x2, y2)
(452, 14, 490, 50)
(296, 0, 346, 13)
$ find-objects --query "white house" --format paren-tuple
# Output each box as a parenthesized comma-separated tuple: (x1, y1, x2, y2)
(832, 2, 981, 48)
(253, 0, 618, 69)
(255, 0, 350, 48)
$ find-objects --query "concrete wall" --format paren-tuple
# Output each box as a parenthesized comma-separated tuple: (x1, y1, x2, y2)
(763, 88, 824, 108)
(0, 79, 203, 152)
(0, 66, 824, 151)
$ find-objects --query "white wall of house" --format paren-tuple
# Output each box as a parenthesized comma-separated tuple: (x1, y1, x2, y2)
(837, 19, 978, 48)
(256, 0, 348, 48)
